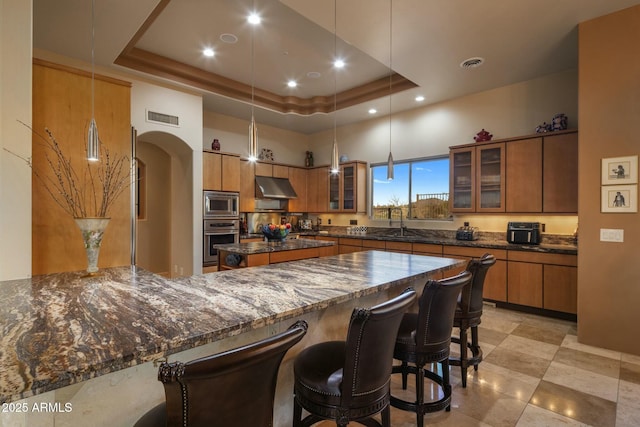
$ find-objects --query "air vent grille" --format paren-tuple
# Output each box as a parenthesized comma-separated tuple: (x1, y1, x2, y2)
(146, 110, 180, 127)
(460, 57, 485, 69)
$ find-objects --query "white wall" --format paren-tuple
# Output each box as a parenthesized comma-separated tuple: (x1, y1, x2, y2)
(131, 81, 203, 276)
(0, 0, 32, 280)
(203, 110, 310, 166)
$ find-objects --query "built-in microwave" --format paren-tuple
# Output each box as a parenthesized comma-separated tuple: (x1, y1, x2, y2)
(203, 191, 239, 219)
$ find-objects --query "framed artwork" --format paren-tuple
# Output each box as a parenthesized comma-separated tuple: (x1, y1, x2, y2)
(601, 185, 637, 213)
(601, 155, 638, 185)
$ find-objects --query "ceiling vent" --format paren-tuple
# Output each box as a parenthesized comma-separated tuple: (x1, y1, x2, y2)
(146, 110, 180, 127)
(460, 57, 485, 69)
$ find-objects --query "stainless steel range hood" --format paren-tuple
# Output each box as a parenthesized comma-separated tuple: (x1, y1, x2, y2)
(255, 176, 297, 199)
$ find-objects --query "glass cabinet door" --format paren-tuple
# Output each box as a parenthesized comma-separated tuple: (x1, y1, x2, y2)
(329, 171, 340, 211)
(342, 165, 355, 210)
(476, 143, 505, 211)
(450, 148, 475, 211)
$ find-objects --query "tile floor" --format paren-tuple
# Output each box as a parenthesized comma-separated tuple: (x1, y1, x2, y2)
(317, 304, 640, 426)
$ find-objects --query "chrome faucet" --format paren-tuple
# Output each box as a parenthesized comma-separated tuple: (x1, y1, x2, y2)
(389, 207, 407, 237)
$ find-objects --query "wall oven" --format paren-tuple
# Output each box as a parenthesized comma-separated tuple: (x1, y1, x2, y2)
(204, 191, 239, 218)
(203, 218, 240, 266)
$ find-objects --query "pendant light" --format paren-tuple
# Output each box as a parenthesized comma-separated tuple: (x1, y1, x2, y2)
(330, 0, 340, 174)
(87, 0, 99, 162)
(386, 0, 394, 180)
(248, 9, 260, 162)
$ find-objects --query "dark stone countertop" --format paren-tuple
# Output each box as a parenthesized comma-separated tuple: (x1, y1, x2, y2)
(0, 251, 463, 403)
(214, 238, 335, 255)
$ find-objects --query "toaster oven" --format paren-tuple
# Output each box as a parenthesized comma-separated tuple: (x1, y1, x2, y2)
(507, 222, 541, 245)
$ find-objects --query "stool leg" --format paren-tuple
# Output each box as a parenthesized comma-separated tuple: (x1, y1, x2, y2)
(459, 326, 469, 387)
(293, 398, 302, 427)
(381, 404, 391, 427)
(415, 364, 425, 427)
(401, 360, 409, 390)
(471, 325, 481, 371)
(442, 359, 451, 412)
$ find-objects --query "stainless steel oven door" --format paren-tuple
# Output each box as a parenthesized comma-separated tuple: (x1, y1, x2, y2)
(203, 219, 240, 266)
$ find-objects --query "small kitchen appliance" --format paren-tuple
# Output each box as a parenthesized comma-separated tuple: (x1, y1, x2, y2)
(507, 222, 541, 245)
(456, 222, 479, 241)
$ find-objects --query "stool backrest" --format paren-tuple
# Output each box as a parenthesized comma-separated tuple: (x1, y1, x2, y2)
(459, 253, 496, 318)
(415, 271, 472, 358)
(340, 288, 416, 409)
(159, 320, 308, 427)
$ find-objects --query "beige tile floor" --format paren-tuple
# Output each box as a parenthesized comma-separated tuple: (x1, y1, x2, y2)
(315, 304, 640, 426)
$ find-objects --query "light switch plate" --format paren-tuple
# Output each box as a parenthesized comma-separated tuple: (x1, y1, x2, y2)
(600, 228, 624, 242)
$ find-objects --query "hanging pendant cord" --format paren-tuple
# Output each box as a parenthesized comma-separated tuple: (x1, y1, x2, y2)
(91, 0, 96, 121)
(389, 0, 392, 153)
(334, 0, 338, 141)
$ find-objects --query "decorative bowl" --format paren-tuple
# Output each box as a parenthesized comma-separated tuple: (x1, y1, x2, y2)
(262, 223, 291, 242)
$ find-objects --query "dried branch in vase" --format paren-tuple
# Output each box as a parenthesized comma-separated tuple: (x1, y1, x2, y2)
(5, 121, 130, 218)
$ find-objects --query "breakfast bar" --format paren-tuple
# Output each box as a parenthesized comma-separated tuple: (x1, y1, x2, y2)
(0, 251, 464, 426)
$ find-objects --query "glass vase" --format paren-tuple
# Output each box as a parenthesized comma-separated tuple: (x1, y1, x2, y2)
(75, 217, 110, 274)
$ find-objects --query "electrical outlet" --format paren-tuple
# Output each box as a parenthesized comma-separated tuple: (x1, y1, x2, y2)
(327, 219, 331, 225)
(350, 219, 358, 225)
(600, 228, 624, 242)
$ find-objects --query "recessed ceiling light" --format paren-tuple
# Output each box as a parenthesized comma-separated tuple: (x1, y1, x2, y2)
(334, 59, 345, 69)
(220, 33, 238, 44)
(460, 57, 485, 69)
(307, 71, 321, 79)
(248, 13, 261, 25)
(203, 48, 214, 57)
(415, 95, 425, 102)
(287, 80, 297, 88)
(368, 108, 377, 115)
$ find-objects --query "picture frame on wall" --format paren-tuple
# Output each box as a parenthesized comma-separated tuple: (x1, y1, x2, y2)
(601, 184, 637, 213)
(601, 155, 638, 185)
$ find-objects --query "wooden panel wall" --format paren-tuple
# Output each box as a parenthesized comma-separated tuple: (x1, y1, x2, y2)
(32, 59, 131, 274)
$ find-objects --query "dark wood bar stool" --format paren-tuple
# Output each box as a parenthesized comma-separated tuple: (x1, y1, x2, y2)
(450, 253, 496, 387)
(292, 288, 416, 427)
(390, 272, 471, 427)
(134, 320, 308, 427)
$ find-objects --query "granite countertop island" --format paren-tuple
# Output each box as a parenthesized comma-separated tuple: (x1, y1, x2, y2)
(215, 237, 335, 255)
(0, 251, 464, 413)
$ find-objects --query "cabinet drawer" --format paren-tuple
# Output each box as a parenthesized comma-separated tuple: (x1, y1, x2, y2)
(362, 239, 386, 249)
(443, 245, 507, 260)
(507, 251, 576, 266)
(315, 236, 339, 243)
(412, 243, 442, 255)
(385, 241, 412, 253)
(270, 248, 318, 264)
(339, 237, 362, 247)
(339, 245, 363, 254)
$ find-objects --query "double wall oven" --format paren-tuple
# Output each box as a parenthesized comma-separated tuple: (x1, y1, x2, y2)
(203, 191, 240, 267)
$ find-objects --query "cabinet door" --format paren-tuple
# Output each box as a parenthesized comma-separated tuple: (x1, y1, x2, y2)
(221, 155, 240, 192)
(543, 264, 577, 314)
(543, 132, 578, 212)
(239, 160, 255, 212)
(308, 167, 329, 212)
(342, 164, 356, 211)
(506, 138, 542, 212)
(255, 162, 273, 177)
(507, 261, 543, 307)
(273, 165, 289, 178)
(329, 171, 340, 211)
(203, 152, 222, 191)
(476, 143, 505, 212)
(450, 148, 475, 212)
(288, 166, 307, 212)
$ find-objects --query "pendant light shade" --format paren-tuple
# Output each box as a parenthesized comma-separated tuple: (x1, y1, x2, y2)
(330, 137, 339, 173)
(387, 151, 394, 181)
(87, 0, 99, 162)
(248, 116, 258, 161)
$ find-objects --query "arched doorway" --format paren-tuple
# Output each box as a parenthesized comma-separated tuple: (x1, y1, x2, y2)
(135, 131, 193, 277)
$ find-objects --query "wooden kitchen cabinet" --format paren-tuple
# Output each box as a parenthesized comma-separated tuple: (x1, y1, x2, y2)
(239, 159, 255, 212)
(254, 162, 273, 177)
(307, 167, 329, 213)
(543, 264, 577, 314)
(507, 261, 543, 307)
(450, 143, 505, 212)
(442, 246, 508, 302)
(203, 151, 240, 192)
(328, 161, 367, 213)
(543, 132, 578, 212)
(273, 164, 289, 178)
(506, 138, 542, 212)
(288, 166, 307, 212)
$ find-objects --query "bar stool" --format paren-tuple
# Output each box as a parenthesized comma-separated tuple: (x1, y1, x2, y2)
(134, 320, 308, 427)
(390, 272, 471, 427)
(292, 288, 416, 427)
(450, 253, 496, 387)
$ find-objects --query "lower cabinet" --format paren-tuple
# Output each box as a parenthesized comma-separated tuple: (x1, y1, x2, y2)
(442, 246, 508, 302)
(507, 262, 543, 307)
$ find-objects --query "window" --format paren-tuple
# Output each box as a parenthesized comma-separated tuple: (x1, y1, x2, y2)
(371, 156, 450, 220)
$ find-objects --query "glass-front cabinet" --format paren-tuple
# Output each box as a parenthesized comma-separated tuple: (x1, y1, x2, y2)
(328, 161, 366, 213)
(449, 143, 505, 213)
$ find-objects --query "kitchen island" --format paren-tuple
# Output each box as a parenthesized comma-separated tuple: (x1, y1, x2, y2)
(214, 238, 336, 269)
(0, 251, 464, 427)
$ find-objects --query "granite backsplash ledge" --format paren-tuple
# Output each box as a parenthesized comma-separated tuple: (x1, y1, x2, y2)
(315, 226, 578, 246)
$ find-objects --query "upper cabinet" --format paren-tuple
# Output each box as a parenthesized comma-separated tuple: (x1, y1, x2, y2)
(203, 151, 240, 192)
(239, 159, 255, 212)
(450, 143, 505, 212)
(328, 161, 367, 213)
(450, 130, 578, 214)
(288, 166, 307, 213)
